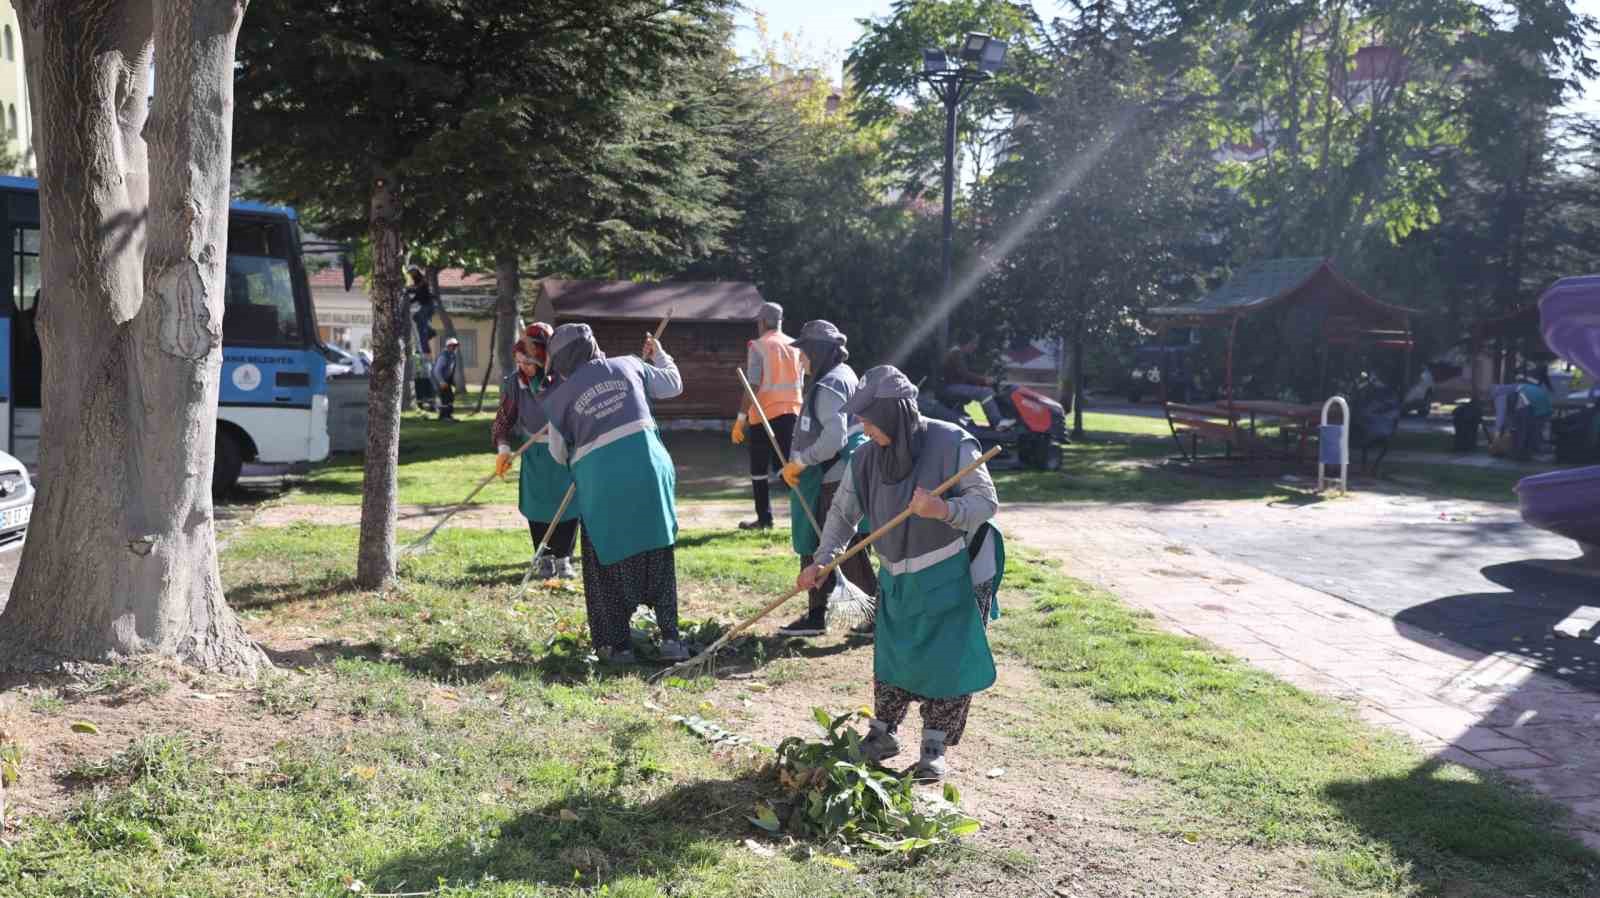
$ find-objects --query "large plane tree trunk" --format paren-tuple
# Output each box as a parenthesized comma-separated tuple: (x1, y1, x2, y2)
(0, 0, 264, 674)
(494, 250, 519, 383)
(356, 174, 406, 588)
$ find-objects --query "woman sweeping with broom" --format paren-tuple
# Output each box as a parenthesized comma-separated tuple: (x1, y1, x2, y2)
(775, 320, 878, 638)
(493, 324, 580, 579)
(542, 323, 691, 664)
(798, 366, 1003, 781)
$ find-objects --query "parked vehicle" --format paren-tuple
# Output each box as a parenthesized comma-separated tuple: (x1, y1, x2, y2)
(320, 342, 367, 377)
(1127, 345, 1196, 403)
(1402, 349, 1476, 416)
(0, 176, 331, 497)
(0, 449, 31, 552)
(920, 380, 1069, 471)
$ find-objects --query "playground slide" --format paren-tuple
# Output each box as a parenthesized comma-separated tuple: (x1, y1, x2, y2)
(1516, 276, 1600, 565)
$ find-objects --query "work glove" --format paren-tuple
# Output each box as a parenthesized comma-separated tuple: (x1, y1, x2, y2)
(781, 460, 807, 488)
(731, 416, 747, 445)
(494, 451, 513, 479)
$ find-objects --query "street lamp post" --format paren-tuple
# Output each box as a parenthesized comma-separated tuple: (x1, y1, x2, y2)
(919, 32, 1006, 379)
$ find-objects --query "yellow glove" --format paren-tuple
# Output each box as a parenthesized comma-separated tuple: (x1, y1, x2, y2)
(781, 460, 806, 488)
(494, 451, 513, 479)
(731, 416, 748, 445)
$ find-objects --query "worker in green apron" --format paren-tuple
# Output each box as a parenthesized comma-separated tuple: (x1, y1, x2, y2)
(493, 324, 580, 578)
(799, 366, 1003, 781)
(775, 320, 877, 638)
(543, 323, 689, 664)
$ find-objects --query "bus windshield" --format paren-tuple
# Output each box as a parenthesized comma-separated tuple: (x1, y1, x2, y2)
(224, 218, 302, 346)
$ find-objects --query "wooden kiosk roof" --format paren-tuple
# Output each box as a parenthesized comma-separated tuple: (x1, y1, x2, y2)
(1149, 258, 1413, 347)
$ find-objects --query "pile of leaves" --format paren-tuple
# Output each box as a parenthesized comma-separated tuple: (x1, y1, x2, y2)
(751, 708, 980, 854)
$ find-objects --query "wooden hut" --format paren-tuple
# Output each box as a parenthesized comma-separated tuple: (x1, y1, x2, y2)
(534, 279, 764, 420)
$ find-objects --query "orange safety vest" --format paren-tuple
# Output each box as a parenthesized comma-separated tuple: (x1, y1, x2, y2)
(749, 330, 804, 420)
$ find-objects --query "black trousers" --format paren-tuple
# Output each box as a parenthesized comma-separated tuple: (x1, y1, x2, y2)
(748, 413, 797, 523)
(528, 518, 578, 558)
(437, 383, 455, 418)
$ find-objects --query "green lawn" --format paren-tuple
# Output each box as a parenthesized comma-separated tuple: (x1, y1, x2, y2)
(2, 524, 1592, 897)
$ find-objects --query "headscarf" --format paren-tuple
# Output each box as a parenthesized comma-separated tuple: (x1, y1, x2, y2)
(548, 323, 601, 378)
(796, 319, 849, 383)
(843, 365, 924, 483)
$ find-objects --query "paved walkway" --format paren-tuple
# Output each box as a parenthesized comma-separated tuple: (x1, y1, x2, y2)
(1003, 501, 1600, 850)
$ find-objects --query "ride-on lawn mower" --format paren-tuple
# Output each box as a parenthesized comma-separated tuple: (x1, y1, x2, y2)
(918, 380, 1069, 471)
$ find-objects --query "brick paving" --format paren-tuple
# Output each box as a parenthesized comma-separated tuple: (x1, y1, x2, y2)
(1004, 501, 1600, 850)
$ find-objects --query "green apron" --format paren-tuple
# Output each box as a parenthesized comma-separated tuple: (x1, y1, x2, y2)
(570, 428, 677, 565)
(518, 441, 578, 523)
(873, 549, 997, 700)
(790, 431, 870, 556)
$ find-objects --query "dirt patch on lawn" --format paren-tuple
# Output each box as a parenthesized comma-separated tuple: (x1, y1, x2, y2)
(674, 583, 1322, 897)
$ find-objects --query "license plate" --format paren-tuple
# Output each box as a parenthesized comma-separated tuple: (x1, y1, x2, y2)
(3, 505, 31, 529)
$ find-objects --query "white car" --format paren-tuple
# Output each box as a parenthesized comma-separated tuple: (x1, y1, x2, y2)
(0, 450, 33, 552)
(320, 343, 367, 378)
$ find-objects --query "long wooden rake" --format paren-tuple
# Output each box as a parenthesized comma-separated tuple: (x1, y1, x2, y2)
(403, 311, 675, 558)
(735, 367, 874, 623)
(652, 446, 1001, 683)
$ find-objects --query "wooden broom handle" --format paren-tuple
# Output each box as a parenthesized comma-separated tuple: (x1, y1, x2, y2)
(737, 366, 824, 539)
(684, 445, 1001, 659)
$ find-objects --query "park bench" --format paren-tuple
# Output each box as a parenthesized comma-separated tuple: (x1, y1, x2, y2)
(1164, 402, 1271, 462)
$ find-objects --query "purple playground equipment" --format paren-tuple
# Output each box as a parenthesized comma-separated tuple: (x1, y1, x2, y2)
(1516, 275, 1600, 567)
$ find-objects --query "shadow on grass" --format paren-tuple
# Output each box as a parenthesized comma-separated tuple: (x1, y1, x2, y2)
(227, 573, 359, 610)
(1322, 758, 1598, 896)
(367, 764, 775, 893)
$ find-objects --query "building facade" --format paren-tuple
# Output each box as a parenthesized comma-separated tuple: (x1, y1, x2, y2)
(0, 8, 30, 171)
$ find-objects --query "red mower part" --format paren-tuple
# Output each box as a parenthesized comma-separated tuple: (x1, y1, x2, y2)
(1011, 386, 1059, 434)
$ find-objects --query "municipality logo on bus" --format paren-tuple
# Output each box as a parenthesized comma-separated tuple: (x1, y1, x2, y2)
(231, 364, 263, 392)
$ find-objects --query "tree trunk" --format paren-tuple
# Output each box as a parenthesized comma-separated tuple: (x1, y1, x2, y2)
(474, 312, 498, 414)
(356, 174, 405, 589)
(427, 266, 466, 392)
(1071, 332, 1086, 440)
(494, 250, 520, 382)
(0, 0, 264, 674)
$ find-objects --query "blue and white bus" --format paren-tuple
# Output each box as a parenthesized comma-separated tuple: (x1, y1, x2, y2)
(0, 176, 331, 495)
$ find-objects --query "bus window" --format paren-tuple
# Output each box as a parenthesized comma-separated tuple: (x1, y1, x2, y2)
(12, 226, 40, 407)
(223, 219, 300, 345)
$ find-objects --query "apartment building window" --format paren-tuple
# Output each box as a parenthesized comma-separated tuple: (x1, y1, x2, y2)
(7, 106, 15, 139)
(4, 27, 12, 62)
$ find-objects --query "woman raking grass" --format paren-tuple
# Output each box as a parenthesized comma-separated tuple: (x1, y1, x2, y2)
(798, 366, 1004, 781)
(542, 323, 690, 664)
(493, 324, 580, 579)
(776, 320, 878, 638)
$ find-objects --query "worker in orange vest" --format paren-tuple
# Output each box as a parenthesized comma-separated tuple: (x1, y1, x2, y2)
(733, 302, 805, 529)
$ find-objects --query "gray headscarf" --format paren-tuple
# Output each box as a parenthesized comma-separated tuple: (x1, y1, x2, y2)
(843, 365, 924, 483)
(796, 319, 849, 384)
(548, 323, 602, 378)
(758, 302, 784, 330)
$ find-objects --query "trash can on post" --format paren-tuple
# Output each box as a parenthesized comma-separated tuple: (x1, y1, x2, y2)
(1453, 401, 1482, 452)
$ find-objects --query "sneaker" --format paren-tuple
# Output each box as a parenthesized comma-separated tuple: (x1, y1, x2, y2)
(552, 557, 577, 580)
(658, 639, 690, 662)
(534, 555, 555, 579)
(860, 719, 901, 762)
(738, 518, 774, 531)
(598, 645, 635, 665)
(915, 730, 948, 781)
(848, 617, 876, 637)
(775, 610, 827, 637)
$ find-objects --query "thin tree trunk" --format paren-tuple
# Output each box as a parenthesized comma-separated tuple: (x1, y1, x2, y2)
(494, 250, 519, 382)
(474, 312, 498, 414)
(1071, 331, 1086, 440)
(357, 174, 405, 589)
(427, 266, 466, 392)
(0, 0, 263, 673)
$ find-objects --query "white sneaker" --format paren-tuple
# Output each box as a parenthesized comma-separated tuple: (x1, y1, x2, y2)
(553, 557, 577, 579)
(915, 729, 948, 781)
